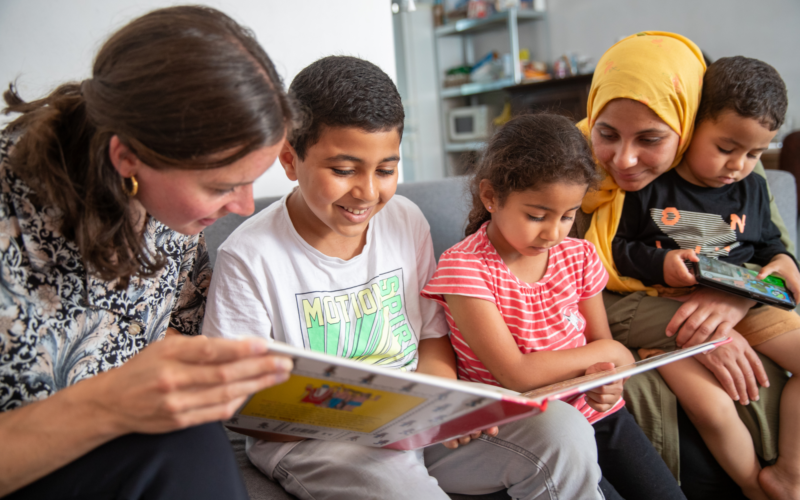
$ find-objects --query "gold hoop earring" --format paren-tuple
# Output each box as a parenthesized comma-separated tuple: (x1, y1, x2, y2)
(122, 175, 138, 197)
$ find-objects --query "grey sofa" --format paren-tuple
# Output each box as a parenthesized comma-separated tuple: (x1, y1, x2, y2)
(205, 171, 797, 500)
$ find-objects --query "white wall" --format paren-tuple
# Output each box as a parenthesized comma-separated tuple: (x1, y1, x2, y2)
(0, 0, 396, 198)
(546, 0, 800, 132)
(394, 4, 446, 182)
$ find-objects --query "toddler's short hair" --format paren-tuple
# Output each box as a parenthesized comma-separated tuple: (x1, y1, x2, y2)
(696, 56, 787, 131)
(288, 56, 404, 159)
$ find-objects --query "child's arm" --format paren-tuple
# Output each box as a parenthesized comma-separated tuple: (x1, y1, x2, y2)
(756, 253, 800, 300)
(612, 238, 671, 286)
(444, 294, 634, 393)
(416, 334, 500, 449)
(751, 194, 800, 299)
(611, 191, 671, 286)
(580, 292, 613, 342)
(415, 336, 457, 379)
(663, 249, 699, 287)
(578, 294, 635, 412)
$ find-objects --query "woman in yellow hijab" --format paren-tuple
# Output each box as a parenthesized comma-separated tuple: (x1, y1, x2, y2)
(579, 32, 792, 494)
(580, 31, 706, 295)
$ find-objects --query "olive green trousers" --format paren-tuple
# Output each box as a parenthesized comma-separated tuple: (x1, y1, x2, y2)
(604, 290, 787, 482)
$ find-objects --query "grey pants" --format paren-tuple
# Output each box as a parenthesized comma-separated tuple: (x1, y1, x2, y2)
(247, 400, 604, 500)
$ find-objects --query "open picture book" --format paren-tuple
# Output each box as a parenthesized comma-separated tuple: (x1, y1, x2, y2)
(225, 337, 731, 450)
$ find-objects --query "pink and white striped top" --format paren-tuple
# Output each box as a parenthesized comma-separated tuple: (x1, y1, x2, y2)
(421, 222, 622, 423)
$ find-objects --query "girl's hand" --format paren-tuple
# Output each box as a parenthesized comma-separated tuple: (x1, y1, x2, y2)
(663, 249, 699, 287)
(441, 426, 499, 449)
(93, 335, 293, 434)
(757, 254, 800, 301)
(584, 362, 624, 413)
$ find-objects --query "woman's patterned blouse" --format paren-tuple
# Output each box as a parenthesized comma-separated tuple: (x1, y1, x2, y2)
(0, 132, 211, 412)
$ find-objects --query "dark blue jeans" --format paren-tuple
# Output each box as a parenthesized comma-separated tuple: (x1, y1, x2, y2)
(594, 406, 687, 500)
(677, 402, 750, 500)
(6, 422, 248, 500)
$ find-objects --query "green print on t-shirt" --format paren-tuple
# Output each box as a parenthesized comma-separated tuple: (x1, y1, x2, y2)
(295, 269, 417, 370)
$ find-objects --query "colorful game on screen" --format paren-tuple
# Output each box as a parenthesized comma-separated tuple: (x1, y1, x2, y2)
(695, 256, 795, 308)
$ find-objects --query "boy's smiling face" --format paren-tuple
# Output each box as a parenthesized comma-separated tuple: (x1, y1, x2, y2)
(280, 126, 401, 258)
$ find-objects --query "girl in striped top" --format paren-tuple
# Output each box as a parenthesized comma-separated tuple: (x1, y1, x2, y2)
(422, 114, 686, 500)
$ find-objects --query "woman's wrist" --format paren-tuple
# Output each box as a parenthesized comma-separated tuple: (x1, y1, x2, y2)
(64, 371, 131, 440)
(0, 375, 126, 496)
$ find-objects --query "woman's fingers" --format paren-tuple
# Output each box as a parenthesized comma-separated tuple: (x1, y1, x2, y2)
(674, 309, 713, 347)
(156, 396, 250, 431)
(697, 333, 764, 404)
(745, 347, 770, 388)
(169, 335, 272, 364)
(682, 316, 729, 348)
(666, 301, 699, 338)
(696, 347, 736, 399)
(736, 355, 758, 404)
(160, 354, 293, 391)
(159, 371, 290, 416)
(101, 336, 295, 435)
(729, 361, 750, 405)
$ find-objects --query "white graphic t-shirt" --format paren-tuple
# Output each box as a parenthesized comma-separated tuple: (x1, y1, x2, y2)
(203, 194, 448, 372)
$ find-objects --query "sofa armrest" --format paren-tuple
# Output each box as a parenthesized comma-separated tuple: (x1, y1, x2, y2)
(765, 169, 797, 254)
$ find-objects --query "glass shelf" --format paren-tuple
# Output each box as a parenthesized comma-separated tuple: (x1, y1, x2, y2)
(445, 141, 485, 153)
(441, 76, 551, 98)
(440, 77, 515, 98)
(435, 9, 546, 37)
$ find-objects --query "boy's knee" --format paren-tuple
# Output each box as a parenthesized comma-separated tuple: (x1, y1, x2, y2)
(504, 401, 597, 463)
(268, 439, 443, 499)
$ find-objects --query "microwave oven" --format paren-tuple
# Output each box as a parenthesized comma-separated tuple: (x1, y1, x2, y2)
(448, 106, 495, 142)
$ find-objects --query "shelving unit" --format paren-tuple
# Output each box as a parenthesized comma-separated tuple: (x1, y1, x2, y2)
(444, 141, 486, 153)
(434, 8, 545, 37)
(434, 8, 548, 169)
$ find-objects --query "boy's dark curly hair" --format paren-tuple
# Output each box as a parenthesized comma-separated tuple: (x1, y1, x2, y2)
(289, 56, 404, 159)
(696, 56, 787, 131)
(465, 113, 599, 237)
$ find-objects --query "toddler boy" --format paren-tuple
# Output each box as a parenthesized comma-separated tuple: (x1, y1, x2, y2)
(611, 56, 800, 500)
(203, 56, 605, 499)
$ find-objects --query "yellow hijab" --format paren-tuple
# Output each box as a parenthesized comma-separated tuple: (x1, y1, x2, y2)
(578, 32, 706, 296)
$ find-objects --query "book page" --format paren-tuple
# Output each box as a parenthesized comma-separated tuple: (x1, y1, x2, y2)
(228, 341, 542, 448)
(520, 337, 729, 401)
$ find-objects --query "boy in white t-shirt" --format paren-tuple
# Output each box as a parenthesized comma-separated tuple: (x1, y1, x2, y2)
(203, 56, 608, 499)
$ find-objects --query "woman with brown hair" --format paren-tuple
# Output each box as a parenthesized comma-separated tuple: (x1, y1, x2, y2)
(0, 6, 295, 498)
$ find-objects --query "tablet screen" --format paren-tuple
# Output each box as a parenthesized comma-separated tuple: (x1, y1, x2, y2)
(696, 256, 795, 307)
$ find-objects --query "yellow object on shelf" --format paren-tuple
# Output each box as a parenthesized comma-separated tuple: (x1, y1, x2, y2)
(493, 102, 512, 126)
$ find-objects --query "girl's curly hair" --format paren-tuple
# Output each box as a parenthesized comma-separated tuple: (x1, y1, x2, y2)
(465, 113, 600, 236)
